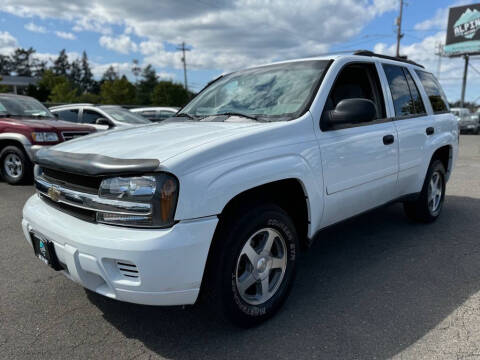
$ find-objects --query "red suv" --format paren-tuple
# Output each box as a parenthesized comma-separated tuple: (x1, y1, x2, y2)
(0, 94, 95, 185)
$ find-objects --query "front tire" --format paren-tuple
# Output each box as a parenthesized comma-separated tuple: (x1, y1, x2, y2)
(205, 204, 298, 327)
(0, 146, 32, 185)
(403, 160, 446, 223)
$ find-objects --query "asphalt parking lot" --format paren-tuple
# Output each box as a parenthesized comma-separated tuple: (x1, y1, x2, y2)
(1, 135, 479, 360)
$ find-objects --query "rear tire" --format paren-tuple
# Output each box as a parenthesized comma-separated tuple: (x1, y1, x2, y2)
(0, 146, 33, 185)
(403, 160, 446, 223)
(204, 203, 298, 327)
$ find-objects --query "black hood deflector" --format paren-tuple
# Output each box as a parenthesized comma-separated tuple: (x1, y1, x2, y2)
(34, 148, 160, 176)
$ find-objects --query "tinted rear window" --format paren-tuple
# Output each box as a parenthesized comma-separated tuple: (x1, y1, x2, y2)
(383, 64, 415, 117)
(415, 70, 449, 114)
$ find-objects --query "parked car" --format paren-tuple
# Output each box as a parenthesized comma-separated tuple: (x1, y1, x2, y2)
(23, 51, 458, 327)
(130, 107, 179, 122)
(451, 107, 479, 134)
(0, 94, 95, 185)
(49, 104, 150, 131)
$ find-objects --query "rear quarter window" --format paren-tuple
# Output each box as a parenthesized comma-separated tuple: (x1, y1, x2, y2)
(415, 70, 449, 114)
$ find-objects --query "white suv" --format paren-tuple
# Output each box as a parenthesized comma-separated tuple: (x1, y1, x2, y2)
(22, 51, 458, 327)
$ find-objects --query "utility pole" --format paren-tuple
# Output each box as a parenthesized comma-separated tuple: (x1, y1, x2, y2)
(395, 0, 404, 57)
(434, 42, 444, 81)
(460, 54, 469, 108)
(176, 42, 190, 92)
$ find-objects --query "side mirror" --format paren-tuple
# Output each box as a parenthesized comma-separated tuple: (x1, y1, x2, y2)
(95, 118, 111, 127)
(324, 98, 377, 129)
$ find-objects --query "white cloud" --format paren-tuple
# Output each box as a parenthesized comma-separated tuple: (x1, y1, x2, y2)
(55, 31, 76, 40)
(0, 31, 18, 53)
(99, 34, 138, 54)
(1, 0, 398, 71)
(24, 22, 47, 33)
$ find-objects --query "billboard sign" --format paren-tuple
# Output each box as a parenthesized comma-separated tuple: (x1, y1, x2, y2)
(445, 3, 480, 56)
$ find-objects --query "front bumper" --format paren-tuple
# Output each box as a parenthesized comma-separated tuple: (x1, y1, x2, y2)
(22, 194, 218, 306)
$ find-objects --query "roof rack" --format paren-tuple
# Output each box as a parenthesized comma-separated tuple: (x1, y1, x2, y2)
(354, 50, 424, 68)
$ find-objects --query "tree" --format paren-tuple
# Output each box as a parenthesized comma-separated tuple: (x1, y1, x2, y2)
(31, 59, 47, 77)
(53, 49, 70, 76)
(100, 75, 135, 104)
(49, 79, 78, 103)
(80, 51, 94, 93)
(10, 48, 36, 76)
(131, 59, 141, 83)
(69, 59, 82, 86)
(0, 55, 12, 75)
(30, 70, 72, 102)
(136, 64, 157, 105)
(151, 81, 190, 107)
(0, 76, 10, 92)
(101, 65, 119, 82)
(77, 92, 101, 103)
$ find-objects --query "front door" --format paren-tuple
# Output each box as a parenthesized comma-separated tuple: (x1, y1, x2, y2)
(317, 61, 399, 227)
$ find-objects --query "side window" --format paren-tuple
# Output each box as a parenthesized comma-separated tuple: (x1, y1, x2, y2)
(82, 109, 103, 124)
(55, 109, 79, 123)
(383, 64, 416, 117)
(404, 70, 426, 114)
(415, 70, 449, 113)
(322, 62, 386, 129)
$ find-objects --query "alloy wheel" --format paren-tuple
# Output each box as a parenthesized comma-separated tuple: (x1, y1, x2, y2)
(428, 171, 443, 213)
(235, 228, 287, 306)
(4, 153, 23, 179)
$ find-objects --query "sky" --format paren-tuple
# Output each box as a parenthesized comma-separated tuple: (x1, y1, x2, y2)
(0, 0, 479, 102)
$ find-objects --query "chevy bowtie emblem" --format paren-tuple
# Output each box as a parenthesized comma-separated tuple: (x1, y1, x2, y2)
(47, 186, 61, 202)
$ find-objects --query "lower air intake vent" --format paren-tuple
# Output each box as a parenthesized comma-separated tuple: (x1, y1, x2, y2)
(116, 260, 139, 278)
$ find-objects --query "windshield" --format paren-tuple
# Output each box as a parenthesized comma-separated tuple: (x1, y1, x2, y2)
(180, 60, 330, 121)
(0, 96, 54, 118)
(100, 107, 150, 124)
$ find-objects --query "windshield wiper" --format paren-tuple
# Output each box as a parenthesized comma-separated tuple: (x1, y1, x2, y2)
(215, 112, 259, 121)
(175, 112, 196, 120)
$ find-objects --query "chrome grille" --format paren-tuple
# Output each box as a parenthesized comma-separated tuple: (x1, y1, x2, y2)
(62, 131, 90, 141)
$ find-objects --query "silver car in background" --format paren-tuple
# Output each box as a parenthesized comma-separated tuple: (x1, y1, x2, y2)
(50, 104, 150, 131)
(451, 107, 480, 134)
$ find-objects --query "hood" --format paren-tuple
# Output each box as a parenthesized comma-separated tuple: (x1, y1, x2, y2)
(1, 117, 94, 131)
(52, 121, 266, 162)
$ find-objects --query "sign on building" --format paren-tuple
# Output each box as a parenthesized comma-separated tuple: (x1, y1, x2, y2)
(445, 3, 480, 56)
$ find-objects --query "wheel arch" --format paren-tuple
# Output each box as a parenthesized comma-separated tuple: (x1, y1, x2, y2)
(216, 178, 311, 248)
(0, 133, 30, 157)
(430, 144, 453, 181)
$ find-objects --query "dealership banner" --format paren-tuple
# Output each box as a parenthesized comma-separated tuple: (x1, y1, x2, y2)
(445, 3, 480, 56)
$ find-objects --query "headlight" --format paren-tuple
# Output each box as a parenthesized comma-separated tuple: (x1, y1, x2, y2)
(32, 132, 59, 143)
(97, 173, 179, 228)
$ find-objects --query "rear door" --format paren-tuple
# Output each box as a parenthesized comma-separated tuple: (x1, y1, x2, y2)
(380, 64, 432, 197)
(318, 61, 399, 227)
(53, 108, 79, 123)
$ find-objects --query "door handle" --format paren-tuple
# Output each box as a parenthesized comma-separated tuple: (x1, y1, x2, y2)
(426, 127, 434, 135)
(383, 134, 394, 145)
